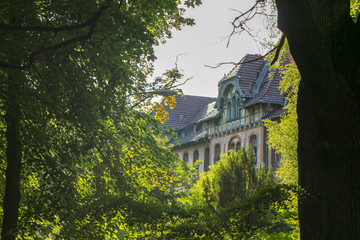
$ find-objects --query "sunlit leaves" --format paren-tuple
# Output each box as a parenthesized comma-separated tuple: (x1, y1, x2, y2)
(351, 0, 360, 22)
(264, 41, 299, 185)
(0, 0, 198, 238)
(144, 149, 297, 239)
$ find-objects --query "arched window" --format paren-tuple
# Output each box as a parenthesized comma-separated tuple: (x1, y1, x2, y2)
(214, 144, 221, 164)
(250, 135, 258, 164)
(204, 147, 210, 172)
(236, 142, 241, 152)
(228, 143, 235, 153)
(193, 150, 199, 164)
(183, 152, 189, 164)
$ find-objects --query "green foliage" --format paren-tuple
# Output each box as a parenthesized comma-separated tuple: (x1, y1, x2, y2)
(133, 149, 298, 239)
(199, 149, 269, 209)
(262, 40, 300, 239)
(0, 0, 201, 238)
(264, 41, 300, 185)
(351, 0, 360, 22)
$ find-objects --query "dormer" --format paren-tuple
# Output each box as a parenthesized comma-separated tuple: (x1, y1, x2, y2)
(216, 78, 244, 122)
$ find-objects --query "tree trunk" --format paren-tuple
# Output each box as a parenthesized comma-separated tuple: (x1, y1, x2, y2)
(1, 74, 23, 240)
(275, 0, 360, 239)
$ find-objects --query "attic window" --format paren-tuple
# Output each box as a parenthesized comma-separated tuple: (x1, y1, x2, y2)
(180, 130, 185, 138)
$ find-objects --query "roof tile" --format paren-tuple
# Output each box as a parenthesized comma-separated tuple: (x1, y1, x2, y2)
(163, 95, 216, 130)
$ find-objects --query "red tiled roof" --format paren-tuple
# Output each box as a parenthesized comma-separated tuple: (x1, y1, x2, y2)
(163, 54, 286, 133)
(221, 54, 266, 97)
(221, 54, 284, 107)
(163, 95, 216, 130)
(245, 68, 284, 107)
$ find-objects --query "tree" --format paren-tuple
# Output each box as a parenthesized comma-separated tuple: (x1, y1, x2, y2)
(264, 42, 300, 185)
(273, 1, 360, 239)
(154, 149, 297, 239)
(231, 1, 360, 238)
(0, 0, 200, 239)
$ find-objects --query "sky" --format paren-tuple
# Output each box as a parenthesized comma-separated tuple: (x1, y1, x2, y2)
(152, 0, 269, 98)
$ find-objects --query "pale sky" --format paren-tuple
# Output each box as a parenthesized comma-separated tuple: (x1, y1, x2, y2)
(153, 0, 269, 97)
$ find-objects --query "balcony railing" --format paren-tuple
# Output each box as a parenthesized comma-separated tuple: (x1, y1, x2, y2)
(208, 110, 265, 137)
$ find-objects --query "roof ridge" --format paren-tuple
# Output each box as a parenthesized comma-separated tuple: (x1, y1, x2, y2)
(252, 62, 269, 96)
(181, 94, 217, 99)
(220, 54, 264, 84)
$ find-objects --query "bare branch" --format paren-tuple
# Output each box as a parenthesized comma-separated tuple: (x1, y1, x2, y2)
(227, 0, 266, 47)
(205, 43, 279, 69)
(204, 61, 238, 69)
(174, 53, 188, 69)
(270, 34, 285, 65)
(171, 76, 193, 88)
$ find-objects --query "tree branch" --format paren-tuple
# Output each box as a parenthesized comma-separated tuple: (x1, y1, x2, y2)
(0, 1, 110, 32)
(204, 43, 279, 69)
(0, 22, 98, 70)
(170, 76, 193, 88)
(270, 34, 285, 65)
(0, 0, 116, 70)
(227, 0, 266, 47)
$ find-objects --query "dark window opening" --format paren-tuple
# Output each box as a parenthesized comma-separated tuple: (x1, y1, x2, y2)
(236, 142, 241, 152)
(183, 152, 189, 164)
(204, 148, 210, 172)
(250, 135, 258, 165)
(273, 153, 281, 168)
(193, 150, 199, 164)
(214, 144, 221, 164)
(229, 143, 235, 153)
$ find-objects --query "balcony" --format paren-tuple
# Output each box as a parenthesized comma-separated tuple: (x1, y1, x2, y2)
(207, 110, 265, 137)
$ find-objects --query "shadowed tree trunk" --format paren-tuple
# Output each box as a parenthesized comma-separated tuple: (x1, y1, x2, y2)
(1, 73, 22, 240)
(275, 0, 360, 239)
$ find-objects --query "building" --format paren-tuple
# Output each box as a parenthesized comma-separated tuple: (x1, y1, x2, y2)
(164, 54, 286, 173)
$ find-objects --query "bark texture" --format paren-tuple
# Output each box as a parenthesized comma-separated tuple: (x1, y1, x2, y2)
(275, 0, 360, 239)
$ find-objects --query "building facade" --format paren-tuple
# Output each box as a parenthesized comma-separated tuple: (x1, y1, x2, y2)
(164, 54, 285, 173)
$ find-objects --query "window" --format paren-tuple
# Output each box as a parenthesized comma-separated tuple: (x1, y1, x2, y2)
(250, 135, 258, 165)
(183, 152, 189, 164)
(227, 102, 232, 121)
(193, 150, 199, 164)
(204, 147, 210, 172)
(237, 99, 241, 119)
(232, 96, 236, 120)
(228, 142, 235, 153)
(229, 143, 235, 152)
(250, 108, 255, 123)
(273, 153, 281, 167)
(236, 142, 241, 152)
(179, 130, 185, 139)
(214, 144, 221, 164)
